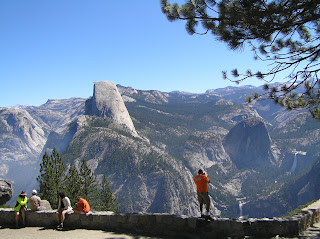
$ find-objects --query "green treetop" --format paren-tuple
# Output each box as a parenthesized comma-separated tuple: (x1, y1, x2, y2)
(79, 159, 98, 206)
(37, 149, 119, 212)
(96, 176, 120, 212)
(37, 148, 66, 208)
(65, 165, 82, 205)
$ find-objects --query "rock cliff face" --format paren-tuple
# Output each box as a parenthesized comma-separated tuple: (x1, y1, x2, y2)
(0, 180, 13, 205)
(91, 81, 137, 136)
(183, 131, 231, 170)
(223, 118, 275, 169)
(0, 108, 47, 163)
(0, 108, 47, 191)
(0, 99, 86, 204)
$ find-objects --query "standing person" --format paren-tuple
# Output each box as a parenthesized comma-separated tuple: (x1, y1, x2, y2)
(73, 196, 90, 214)
(194, 169, 212, 219)
(56, 192, 73, 229)
(27, 190, 43, 211)
(14, 191, 28, 227)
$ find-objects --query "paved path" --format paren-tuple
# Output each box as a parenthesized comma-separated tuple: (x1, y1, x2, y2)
(0, 226, 162, 239)
(2, 222, 320, 239)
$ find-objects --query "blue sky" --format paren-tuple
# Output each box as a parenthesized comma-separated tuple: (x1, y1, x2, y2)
(1, 0, 271, 107)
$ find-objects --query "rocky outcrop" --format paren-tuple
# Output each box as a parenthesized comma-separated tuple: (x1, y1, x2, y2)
(183, 131, 231, 170)
(90, 81, 138, 136)
(40, 200, 52, 210)
(27, 98, 86, 134)
(0, 108, 46, 160)
(0, 108, 47, 185)
(223, 118, 275, 169)
(0, 180, 13, 205)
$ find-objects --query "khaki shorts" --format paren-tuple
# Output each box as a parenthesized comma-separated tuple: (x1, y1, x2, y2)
(197, 192, 210, 206)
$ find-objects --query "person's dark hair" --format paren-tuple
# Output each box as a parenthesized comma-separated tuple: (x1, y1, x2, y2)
(198, 169, 203, 174)
(59, 192, 66, 199)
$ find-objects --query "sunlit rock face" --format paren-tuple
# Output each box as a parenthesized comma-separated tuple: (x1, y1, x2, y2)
(0, 180, 13, 205)
(91, 81, 137, 135)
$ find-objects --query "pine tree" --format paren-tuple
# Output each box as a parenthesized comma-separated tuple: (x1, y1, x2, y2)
(64, 165, 82, 206)
(79, 159, 98, 207)
(96, 176, 119, 212)
(37, 148, 66, 208)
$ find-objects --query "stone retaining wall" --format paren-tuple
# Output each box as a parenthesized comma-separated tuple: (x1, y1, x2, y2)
(1, 199, 320, 238)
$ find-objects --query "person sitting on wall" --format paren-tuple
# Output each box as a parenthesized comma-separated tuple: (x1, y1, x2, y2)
(14, 191, 28, 227)
(73, 196, 90, 214)
(27, 190, 44, 211)
(56, 192, 73, 229)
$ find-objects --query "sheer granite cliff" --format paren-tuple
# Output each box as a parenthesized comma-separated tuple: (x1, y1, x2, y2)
(87, 81, 138, 137)
(223, 118, 277, 169)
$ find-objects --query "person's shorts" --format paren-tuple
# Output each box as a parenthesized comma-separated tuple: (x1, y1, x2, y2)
(57, 208, 73, 214)
(197, 192, 210, 206)
(14, 207, 26, 213)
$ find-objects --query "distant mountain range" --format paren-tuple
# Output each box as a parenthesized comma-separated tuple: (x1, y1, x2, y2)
(1, 81, 319, 218)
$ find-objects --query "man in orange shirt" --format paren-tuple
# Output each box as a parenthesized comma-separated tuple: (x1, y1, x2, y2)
(194, 169, 211, 219)
(73, 196, 90, 214)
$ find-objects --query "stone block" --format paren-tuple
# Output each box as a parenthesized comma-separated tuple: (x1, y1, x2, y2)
(90, 214, 104, 228)
(108, 214, 121, 229)
(155, 214, 172, 224)
(40, 200, 52, 210)
(0, 180, 13, 205)
(186, 217, 197, 229)
(128, 214, 139, 224)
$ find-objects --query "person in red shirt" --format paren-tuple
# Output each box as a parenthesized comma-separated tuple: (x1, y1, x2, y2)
(73, 196, 90, 214)
(194, 169, 211, 219)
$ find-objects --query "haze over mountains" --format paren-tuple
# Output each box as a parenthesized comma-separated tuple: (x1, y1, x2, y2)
(1, 81, 319, 218)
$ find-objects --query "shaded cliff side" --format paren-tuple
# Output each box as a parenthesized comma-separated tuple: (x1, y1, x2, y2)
(223, 118, 276, 169)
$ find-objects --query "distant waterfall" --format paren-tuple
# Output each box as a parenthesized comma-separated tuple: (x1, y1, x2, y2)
(290, 153, 298, 173)
(239, 201, 243, 219)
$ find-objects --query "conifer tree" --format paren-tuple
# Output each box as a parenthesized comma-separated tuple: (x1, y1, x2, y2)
(64, 165, 82, 206)
(37, 150, 120, 211)
(96, 176, 119, 212)
(37, 148, 66, 208)
(79, 159, 98, 206)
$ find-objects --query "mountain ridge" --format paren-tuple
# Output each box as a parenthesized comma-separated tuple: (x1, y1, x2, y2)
(1, 81, 319, 218)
